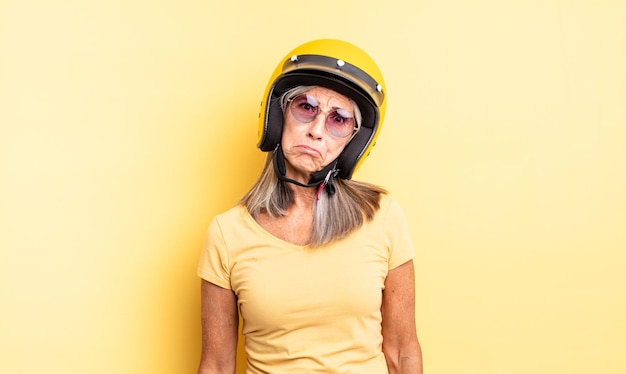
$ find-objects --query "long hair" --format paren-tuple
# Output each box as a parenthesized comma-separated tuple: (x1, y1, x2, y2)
(239, 152, 386, 247)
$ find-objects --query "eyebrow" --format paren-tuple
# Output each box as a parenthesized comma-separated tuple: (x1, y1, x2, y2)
(335, 108, 354, 118)
(305, 94, 319, 107)
(305, 94, 351, 114)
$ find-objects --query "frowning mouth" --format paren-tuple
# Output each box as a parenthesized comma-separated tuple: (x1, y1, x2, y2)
(295, 145, 321, 157)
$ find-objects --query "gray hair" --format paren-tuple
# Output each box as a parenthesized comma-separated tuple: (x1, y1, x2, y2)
(240, 154, 386, 247)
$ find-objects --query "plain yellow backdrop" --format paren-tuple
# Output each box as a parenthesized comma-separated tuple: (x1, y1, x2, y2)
(1, 1, 625, 373)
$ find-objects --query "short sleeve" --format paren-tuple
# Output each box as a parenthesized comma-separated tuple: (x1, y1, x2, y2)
(197, 217, 232, 289)
(385, 199, 416, 269)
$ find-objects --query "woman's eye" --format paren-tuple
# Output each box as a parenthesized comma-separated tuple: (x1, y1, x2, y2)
(299, 103, 316, 112)
(331, 114, 346, 124)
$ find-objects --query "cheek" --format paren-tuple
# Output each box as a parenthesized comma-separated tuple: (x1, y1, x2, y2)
(323, 141, 347, 161)
(280, 127, 294, 146)
(281, 120, 302, 142)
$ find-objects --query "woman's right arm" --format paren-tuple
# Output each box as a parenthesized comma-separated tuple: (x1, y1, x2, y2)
(198, 279, 239, 374)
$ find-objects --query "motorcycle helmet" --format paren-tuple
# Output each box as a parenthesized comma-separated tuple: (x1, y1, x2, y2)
(257, 39, 386, 181)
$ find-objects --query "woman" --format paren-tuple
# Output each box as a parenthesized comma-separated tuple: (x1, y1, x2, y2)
(198, 39, 423, 373)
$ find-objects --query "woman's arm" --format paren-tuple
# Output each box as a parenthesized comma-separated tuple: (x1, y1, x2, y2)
(381, 260, 423, 374)
(198, 279, 239, 374)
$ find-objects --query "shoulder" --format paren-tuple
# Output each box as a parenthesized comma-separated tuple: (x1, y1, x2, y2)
(359, 193, 409, 234)
(206, 205, 251, 242)
(376, 193, 406, 220)
(211, 204, 248, 226)
(207, 204, 273, 252)
(378, 193, 393, 210)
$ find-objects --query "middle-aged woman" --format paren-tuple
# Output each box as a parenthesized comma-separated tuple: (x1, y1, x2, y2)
(198, 39, 423, 373)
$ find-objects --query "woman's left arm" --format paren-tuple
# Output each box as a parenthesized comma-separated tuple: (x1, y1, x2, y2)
(381, 259, 423, 374)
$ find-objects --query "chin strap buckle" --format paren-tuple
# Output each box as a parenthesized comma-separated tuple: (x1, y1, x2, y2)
(315, 167, 338, 200)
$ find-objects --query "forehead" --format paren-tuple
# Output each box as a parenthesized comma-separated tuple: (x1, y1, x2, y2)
(303, 86, 353, 109)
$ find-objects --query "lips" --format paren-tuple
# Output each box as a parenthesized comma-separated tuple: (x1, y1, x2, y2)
(296, 145, 321, 157)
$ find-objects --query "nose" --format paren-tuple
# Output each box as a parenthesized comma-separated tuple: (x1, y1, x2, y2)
(307, 113, 327, 139)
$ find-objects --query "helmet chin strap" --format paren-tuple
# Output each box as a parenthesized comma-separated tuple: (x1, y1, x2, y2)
(272, 145, 339, 198)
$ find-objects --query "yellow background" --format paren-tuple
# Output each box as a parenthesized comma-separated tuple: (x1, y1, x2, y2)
(1, 1, 625, 373)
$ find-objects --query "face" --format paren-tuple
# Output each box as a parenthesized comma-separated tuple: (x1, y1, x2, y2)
(281, 86, 356, 183)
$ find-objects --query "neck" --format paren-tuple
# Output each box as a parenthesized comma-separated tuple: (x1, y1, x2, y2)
(288, 183, 317, 206)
